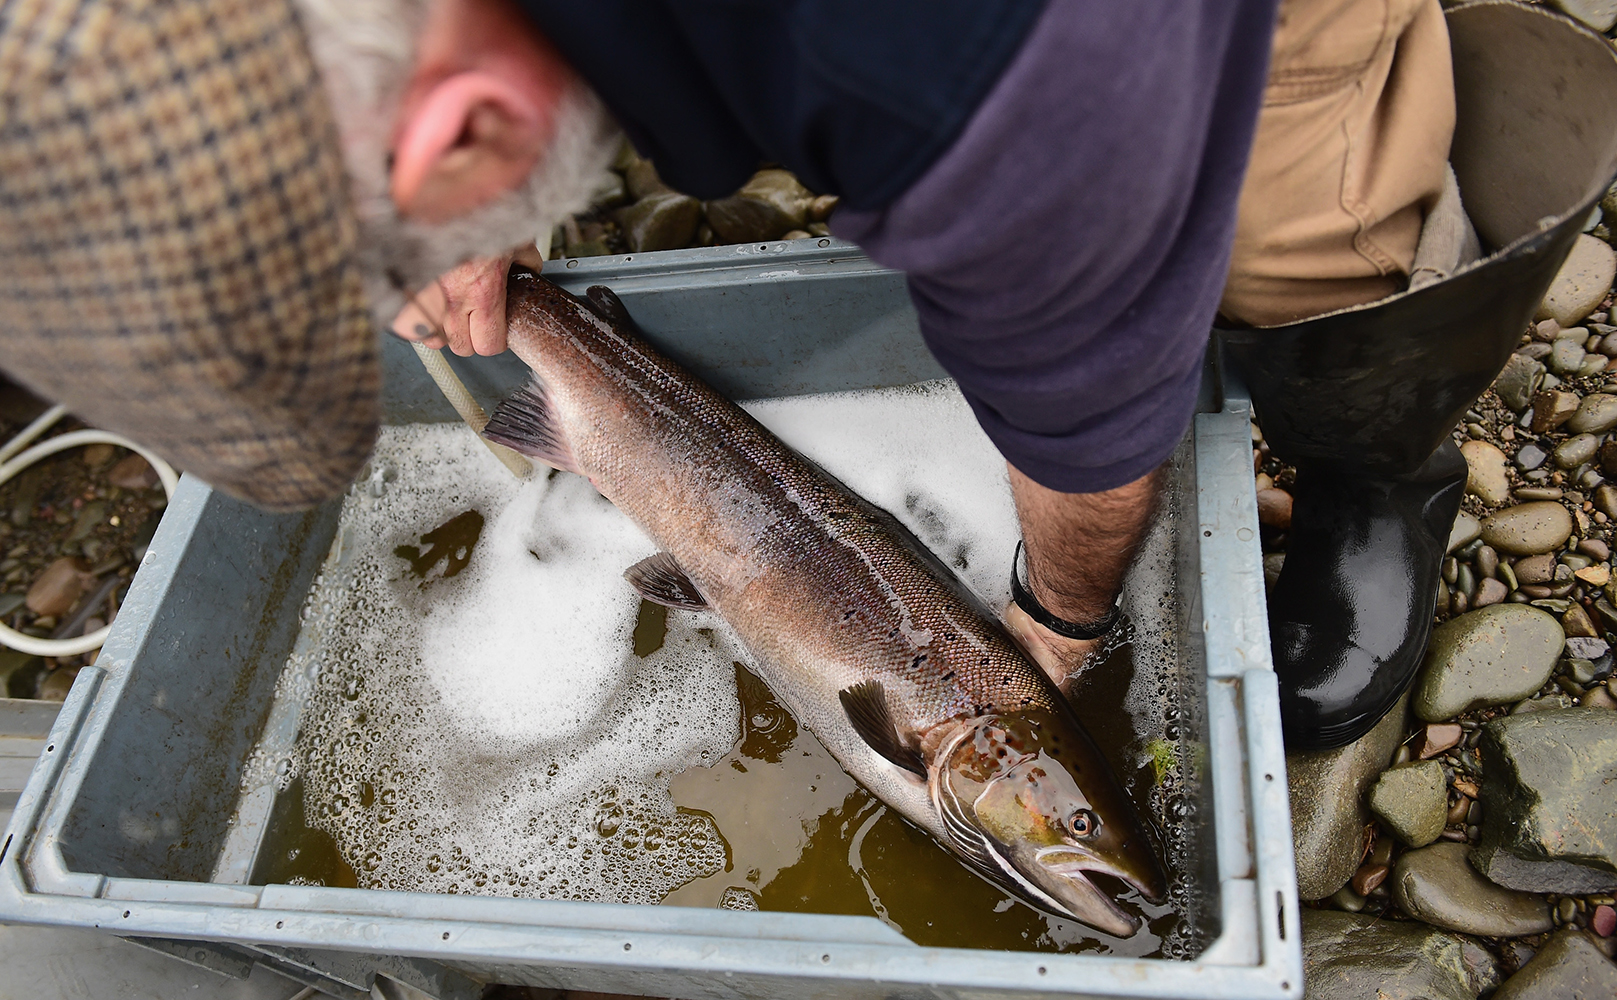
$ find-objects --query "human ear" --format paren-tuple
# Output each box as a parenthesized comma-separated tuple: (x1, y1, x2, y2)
(390, 69, 548, 223)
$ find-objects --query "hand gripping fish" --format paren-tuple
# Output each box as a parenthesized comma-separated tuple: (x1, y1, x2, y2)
(484, 274, 1168, 936)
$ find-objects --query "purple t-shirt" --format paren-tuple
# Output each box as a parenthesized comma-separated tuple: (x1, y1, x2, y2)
(833, 1, 1279, 493)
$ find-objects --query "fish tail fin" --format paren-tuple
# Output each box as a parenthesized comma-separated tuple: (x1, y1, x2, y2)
(483, 378, 581, 474)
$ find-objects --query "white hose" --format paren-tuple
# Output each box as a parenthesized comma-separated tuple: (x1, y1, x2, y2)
(0, 426, 178, 657)
(0, 404, 68, 465)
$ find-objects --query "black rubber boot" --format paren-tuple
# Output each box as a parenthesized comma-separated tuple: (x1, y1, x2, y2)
(1269, 442, 1467, 749)
(1219, 2, 1617, 751)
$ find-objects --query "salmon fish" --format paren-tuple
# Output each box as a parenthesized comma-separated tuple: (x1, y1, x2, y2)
(484, 274, 1168, 936)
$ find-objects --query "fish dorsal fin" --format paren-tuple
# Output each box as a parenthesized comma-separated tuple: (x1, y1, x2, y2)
(839, 681, 925, 777)
(483, 379, 581, 475)
(584, 285, 636, 328)
(625, 552, 709, 610)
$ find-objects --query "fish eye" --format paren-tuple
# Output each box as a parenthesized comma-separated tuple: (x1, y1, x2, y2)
(1067, 808, 1100, 838)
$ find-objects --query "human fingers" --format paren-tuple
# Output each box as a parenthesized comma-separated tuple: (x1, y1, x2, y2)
(438, 253, 516, 356)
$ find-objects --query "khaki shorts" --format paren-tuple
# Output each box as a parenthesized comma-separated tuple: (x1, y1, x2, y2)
(1220, 0, 1456, 327)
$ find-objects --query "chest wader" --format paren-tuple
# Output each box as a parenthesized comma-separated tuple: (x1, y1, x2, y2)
(1218, 1, 1617, 751)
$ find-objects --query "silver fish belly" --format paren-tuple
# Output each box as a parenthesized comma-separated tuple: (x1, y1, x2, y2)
(484, 275, 1167, 935)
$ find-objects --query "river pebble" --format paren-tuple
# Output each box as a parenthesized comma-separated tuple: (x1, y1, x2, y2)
(1368, 760, 1448, 847)
(1391, 842, 1553, 937)
(1490, 929, 1617, 1000)
(1301, 910, 1499, 1000)
(1537, 234, 1617, 327)
(613, 191, 702, 253)
(1288, 695, 1408, 900)
(24, 556, 90, 616)
(1473, 708, 1617, 894)
(1448, 512, 1482, 554)
(1550, 339, 1588, 376)
(1531, 389, 1581, 432)
(1556, 433, 1600, 469)
(1494, 354, 1545, 411)
(1256, 487, 1292, 529)
(1480, 502, 1574, 555)
(1460, 440, 1510, 505)
(1568, 393, 1617, 434)
(1413, 605, 1565, 721)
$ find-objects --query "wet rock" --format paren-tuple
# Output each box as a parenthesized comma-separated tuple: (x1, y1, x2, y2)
(807, 193, 839, 222)
(1350, 863, 1389, 896)
(1595, 904, 1615, 937)
(1570, 394, 1617, 435)
(1414, 605, 1565, 721)
(1496, 353, 1547, 412)
(1473, 708, 1617, 893)
(80, 443, 114, 468)
(705, 169, 814, 244)
(1475, 577, 1508, 607)
(1300, 909, 1499, 1000)
(1516, 443, 1549, 473)
(1551, 339, 1589, 376)
(1514, 553, 1558, 585)
(1416, 722, 1463, 759)
(1448, 513, 1482, 554)
(1547, 0, 1617, 31)
(1369, 760, 1448, 847)
(1538, 234, 1617, 327)
(1565, 603, 1600, 638)
(1533, 389, 1582, 433)
(1391, 842, 1553, 937)
(1491, 929, 1617, 1000)
(1289, 695, 1408, 899)
(24, 556, 91, 616)
(107, 454, 158, 490)
(1567, 636, 1612, 660)
(1481, 502, 1574, 556)
(1597, 482, 1617, 520)
(1576, 564, 1611, 588)
(1558, 434, 1601, 469)
(1263, 552, 1285, 589)
(1587, 686, 1617, 709)
(1514, 692, 1577, 714)
(613, 192, 702, 253)
(1256, 487, 1293, 529)
(37, 666, 77, 701)
(1461, 440, 1511, 505)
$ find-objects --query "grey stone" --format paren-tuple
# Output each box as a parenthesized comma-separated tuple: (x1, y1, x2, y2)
(1390, 842, 1553, 937)
(1496, 353, 1547, 412)
(1369, 760, 1448, 847)
(1476, 577, 1508, 608)
(1570, 394, 1617, 435)
(1473, 708, 1617, 894)
(1448, 513, 1482, 555)
(1300, 909, 1499, 1000)
(1513, 692, 1577, 715)
(1289, 696, 1408, 900)
(1492, 929, 1617, 1000)
(1551, 339, 1590, 376)
(1538, 234, 1617, 327)
(1516, 443, 1549, 472)
(1481, 502, 1575, 556)
(1567, 637, 1612, 660)
(613, 191, 702, 252)
(1414, 605, 1565, 721)
(1461, 440, 1511, 505)
(1558, 434, 1601, 470)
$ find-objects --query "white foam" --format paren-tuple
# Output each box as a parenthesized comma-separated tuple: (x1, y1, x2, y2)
(282, 380, 1019, 903)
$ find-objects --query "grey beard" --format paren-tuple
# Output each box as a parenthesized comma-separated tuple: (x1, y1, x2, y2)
(355, 84, 621, 329)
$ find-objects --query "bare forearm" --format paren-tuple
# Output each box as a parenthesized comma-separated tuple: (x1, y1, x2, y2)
(1009, 463, 1164, 632)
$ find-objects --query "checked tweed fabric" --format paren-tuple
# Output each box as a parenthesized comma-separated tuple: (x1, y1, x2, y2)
(0, 0, 377, 510)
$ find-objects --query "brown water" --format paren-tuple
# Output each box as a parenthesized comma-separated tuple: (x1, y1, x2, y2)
(252, 508, 1208, 958)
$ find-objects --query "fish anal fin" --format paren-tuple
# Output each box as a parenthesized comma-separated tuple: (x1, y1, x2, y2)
(484, 378, 580, 474)
(839, 681, 925, 777)
(625, 552, 709, 610)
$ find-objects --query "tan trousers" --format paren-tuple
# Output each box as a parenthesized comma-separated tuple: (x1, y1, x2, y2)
(1220, 0, 1457, 327)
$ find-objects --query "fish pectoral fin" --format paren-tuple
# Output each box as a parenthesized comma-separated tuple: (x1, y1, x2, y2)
(839, 681, 926, 777)
(483, 378, 582, 475)
(625, 552, 710, 610)
(583, 286, 637, 329)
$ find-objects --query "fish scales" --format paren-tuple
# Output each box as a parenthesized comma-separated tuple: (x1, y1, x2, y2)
(486, 275, 1166, 936)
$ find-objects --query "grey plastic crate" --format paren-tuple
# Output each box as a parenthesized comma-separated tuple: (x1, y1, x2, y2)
(0, 240, 1301, 1000)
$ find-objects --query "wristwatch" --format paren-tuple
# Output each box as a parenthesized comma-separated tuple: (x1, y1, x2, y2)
(1009, 540, 1122, 641)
